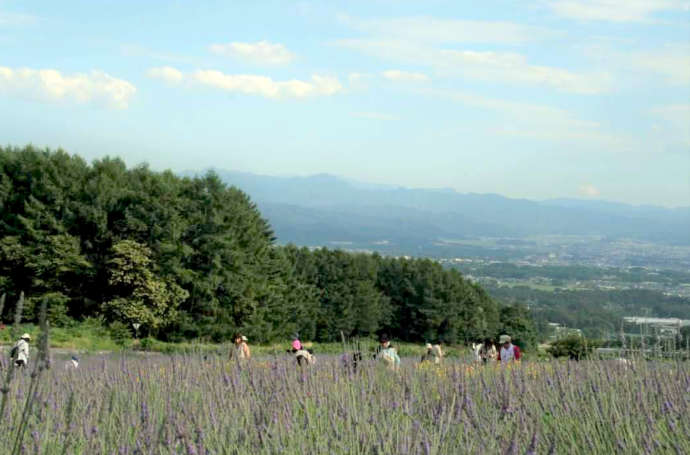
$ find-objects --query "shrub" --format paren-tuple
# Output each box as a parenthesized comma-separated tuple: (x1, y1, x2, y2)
(108, 321, 133, 347)
(547, 336, 600, 360)
(43, 292, 73, 327)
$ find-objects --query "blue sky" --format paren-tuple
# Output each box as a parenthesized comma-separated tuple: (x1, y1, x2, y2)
(1, 0, 689, 206)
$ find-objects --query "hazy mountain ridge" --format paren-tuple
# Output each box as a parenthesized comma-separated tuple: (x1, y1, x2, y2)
(189, 169, 690, 247)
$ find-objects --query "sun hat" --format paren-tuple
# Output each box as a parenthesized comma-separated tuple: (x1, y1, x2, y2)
(20, 333, 31, 341)
(241, 335, 248, 342)
(425, 343, 432, 349)
(499, 335, 511, 344)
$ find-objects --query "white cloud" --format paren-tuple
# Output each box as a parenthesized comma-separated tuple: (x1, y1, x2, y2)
(149, 66, 342, 99)
(147, 66, 184, 84)
(209, 41, 295, 65)
(382, 70, 429, 82)
(339, 15, 556, 44)
(352, 112, 397, 120)
(547, 0, 690, 22)
(0, 66, 135, 109)
(579, 184, 601, 197)
(193, 71, 341, 98)
(336, 39, 611, 94)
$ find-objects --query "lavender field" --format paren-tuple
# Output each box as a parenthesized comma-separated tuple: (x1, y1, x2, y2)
(1, 354, 688, 454)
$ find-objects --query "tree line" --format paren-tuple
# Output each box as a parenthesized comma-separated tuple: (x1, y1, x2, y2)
(0, 146, 535, 347)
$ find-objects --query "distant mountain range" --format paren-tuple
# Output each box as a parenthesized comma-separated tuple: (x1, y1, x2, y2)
(187, 170, 690, 249)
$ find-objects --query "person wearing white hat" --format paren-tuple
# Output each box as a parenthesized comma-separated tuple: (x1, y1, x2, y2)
(230, 333, 251, 361)
(11, 333, 31, 368)
(497, 335, 521, 364)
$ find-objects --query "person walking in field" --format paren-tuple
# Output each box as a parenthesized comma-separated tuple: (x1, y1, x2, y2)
(230, 334, 251, 361)
(431, 340, 444, 365)
(65, 355, 79, 370)
(295, 347, 315, 366)
(288, 334, 315, 366)
(472, 342, 482, 363)
(375, 334, 400, 370)
(497, 335, 521, 364)
(11, 333, 31, 369)
(479, 338, 497, 364)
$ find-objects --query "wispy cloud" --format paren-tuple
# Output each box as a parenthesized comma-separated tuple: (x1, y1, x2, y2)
(630, 46, 690, 85)
(352, 112, 397, 120)
(147, 66, 184, 84)
(547, 0, 690, 22)
(336, 39, 611, 94)
(339, 15, 557, 44)
(148, 66, 342, 99)
(0, 66, 135, 109)
(652, 104, 690, 146)
(421, 87, 628, 147)
(581, 42, 690, 86)
(0, 11, 38, 27)
(209, 41, 295, 65)
(382, 70, 429, 82)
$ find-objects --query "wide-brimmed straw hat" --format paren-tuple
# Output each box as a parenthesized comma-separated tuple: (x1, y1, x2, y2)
(20, 333, 31, 341)
(499, 335, 511, 344)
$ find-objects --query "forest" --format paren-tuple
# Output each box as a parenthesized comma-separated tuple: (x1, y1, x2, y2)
(486, 284, 690, 339)
(0, 146, 534, 347)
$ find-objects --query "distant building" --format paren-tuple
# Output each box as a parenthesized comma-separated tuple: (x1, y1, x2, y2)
(547, 322, 582, 341)
(622, 317, 690, 338)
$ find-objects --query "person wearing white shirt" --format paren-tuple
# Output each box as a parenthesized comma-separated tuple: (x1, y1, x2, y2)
(498, 335, 521, 364)
(12, 333, 31, 368)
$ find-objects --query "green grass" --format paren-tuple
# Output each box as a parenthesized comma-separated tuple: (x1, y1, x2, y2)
(0, 321, 543, 362)
(0, 320, 122, 352)
(0, 323, 486, 359)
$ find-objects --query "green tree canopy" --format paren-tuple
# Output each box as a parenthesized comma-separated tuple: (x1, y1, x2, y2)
(0, 145, 524, 345)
